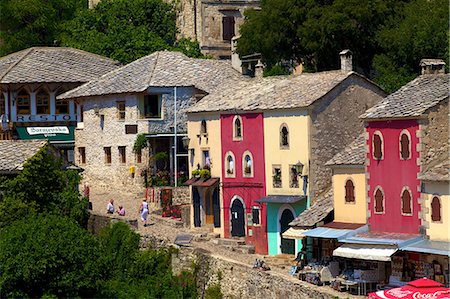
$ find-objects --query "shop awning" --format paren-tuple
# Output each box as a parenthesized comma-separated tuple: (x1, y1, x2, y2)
(282, 228, 309, 239)
(333, 244, 398, 261)
(400, 239, 450, 257)
(302, 227, 355, 239)
(16, 126, 75, 142)
(256, 195, 306, 204)
(184, 177, 219, 187)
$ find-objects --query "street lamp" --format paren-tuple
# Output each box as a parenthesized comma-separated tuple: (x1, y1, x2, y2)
(93, 104, 100, 116)
(182, 136, 190, 149)
(294, 161, 304, 176)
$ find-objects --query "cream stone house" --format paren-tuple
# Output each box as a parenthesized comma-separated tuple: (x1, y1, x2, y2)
(58, 51, 243, 204)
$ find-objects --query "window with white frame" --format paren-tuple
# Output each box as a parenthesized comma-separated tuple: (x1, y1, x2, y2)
(225, 152, 235, 177)
(242, 151, 253, 177)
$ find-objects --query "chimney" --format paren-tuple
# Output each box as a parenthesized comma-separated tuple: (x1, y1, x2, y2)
(339, 49, 353, 72)
(420, 59, 446, 75)
(231, 36, 243, 73)
(255, 60, 264, 78)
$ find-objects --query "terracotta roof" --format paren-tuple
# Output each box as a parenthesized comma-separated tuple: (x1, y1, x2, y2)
(0, 140, 47, 173)
(58, 51, 244, 99)
(325, 133, 366, 166)
(187, 70, 364, 113)
(289, 188, 333, 228)
(360, 74, 449, 119)
(419, 159, 449, 182)
(0, 47, 120, 84)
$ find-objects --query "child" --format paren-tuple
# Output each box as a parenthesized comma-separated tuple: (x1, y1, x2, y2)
(117, 205, 126, 216)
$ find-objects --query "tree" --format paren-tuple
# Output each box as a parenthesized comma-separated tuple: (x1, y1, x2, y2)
(59, 0, 203, 63)
(0, 215, 100, 298)
(372, 0, 449, 92)
(0, 145, 89, 227)
(0, 0, 86, 56)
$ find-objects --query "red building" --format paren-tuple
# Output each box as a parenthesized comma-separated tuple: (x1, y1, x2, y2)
(220, 113, 267, 254)
(365, 120, 421, 234)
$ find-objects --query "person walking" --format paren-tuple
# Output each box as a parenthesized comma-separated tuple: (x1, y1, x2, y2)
(139, 198, 149, 227)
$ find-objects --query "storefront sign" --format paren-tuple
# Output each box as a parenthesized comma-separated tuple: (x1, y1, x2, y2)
(16, 114, 77, 122)
(26, 126, 69, 137)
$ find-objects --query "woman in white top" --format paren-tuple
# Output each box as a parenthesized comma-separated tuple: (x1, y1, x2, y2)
(139, 198, 149, 227)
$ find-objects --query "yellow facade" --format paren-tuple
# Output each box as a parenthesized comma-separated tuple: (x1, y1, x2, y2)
(263, 110, 310, 196)
(422, 181, 449, 241)
(332, 167, 367, 224)
(186, 113, 224, 235)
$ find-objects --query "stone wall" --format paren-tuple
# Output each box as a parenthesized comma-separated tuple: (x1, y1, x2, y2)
(171, 247, 353, 299)
(87, 212, 138, 235)
(420, 99, 449, 170)
(309, 76, 386, 201)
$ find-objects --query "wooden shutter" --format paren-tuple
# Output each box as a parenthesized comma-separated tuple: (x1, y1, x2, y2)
(222, 16, 235, 41)
(345, 180, 355, 203)
(431, 196, 441, 222)
(373, 134, 382, 159)
(400, 133, 410, 159)
(401, 189, 412, 214)
(375, 189, 384, 213)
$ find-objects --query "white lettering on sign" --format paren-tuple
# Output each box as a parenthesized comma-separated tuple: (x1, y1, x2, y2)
(26, 126, 69, 137)
(15, 114, 77, 122)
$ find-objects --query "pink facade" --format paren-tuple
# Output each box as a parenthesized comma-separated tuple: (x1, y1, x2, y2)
(221, 113, 267, 254)
(366, 120, 421, 234)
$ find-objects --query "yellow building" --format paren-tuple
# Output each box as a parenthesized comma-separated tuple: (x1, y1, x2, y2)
(325, 134, 367, 224)
(186, 112, 224, 235)
(419, 160, 449, 242)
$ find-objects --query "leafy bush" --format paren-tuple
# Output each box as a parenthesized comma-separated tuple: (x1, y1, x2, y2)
(0, 215, 100, 298)
(200, 169, 211, 179)
(205, 283, 223, 299)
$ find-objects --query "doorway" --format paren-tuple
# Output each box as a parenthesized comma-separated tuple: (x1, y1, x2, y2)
(205, 189, 214, 225)
(193, 187, 201, 227)
(280, 209, 295, 254)
(231, 198, 245, 237)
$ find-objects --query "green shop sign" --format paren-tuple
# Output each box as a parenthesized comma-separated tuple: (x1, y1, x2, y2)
(16, 126, 75, 141)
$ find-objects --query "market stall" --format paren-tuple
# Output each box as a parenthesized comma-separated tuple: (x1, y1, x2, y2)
(368, 277, 450, 299)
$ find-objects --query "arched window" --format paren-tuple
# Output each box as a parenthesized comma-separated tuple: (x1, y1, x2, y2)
(280, 124, 289, 148)
(431, 196, 441, 222)
(225, 152, 235, 177)
(401, 188, 412, 215)
(242, 151, 253, 177)
(345, 179, 355, 203)
(17, 89, 30, 115)
(374, 187, 384, 213)
(36, 89, 50, 114)
(400, 132, 410, 160)
(200, 119, 207, 134)
(233, 116, 242, 140)
(373, 132, 383, 160)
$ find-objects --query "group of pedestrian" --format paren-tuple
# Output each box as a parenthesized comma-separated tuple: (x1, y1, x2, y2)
(106, 198, 149, 226)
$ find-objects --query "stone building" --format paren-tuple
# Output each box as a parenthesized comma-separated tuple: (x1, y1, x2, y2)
(58, 51, 243, 202)
(0, 47, 120, 160)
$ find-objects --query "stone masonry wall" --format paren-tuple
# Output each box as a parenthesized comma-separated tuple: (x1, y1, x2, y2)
(420, 99, 449, 170)
(309, 76, 386, 201)
(75, 87, 196, 197)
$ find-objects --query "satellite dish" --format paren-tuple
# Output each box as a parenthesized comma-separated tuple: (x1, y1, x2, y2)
(1, 114, 9, 131)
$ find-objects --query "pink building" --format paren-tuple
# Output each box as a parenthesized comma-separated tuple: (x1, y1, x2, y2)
(220, 113, 268, 254)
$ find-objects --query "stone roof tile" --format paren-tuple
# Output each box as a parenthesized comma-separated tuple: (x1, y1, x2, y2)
(419, 159, 449, 182)
(0, 140, 47, 173)
(58, 51, 245, 99)
(289, 188, 333, 228)
(0, 47, 120, 84)
(325, 133, 366, 166)
(360, 74, 449, 119)
(187, 70, 358, 113)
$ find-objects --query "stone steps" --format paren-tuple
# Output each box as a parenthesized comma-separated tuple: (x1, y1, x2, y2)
(264, 254, 296, 267)
(210, 238, 255, 254)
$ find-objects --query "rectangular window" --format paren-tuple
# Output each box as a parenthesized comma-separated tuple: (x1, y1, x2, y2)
(143, 95, 161, 118)
(17, 96, 30, 115)
(117, 101, 125, 120)
(55, 99, 69, 114)
(289, 165, 299, 188)
(252, 207, 260, 225)
(125, 124, 138, 134)
(136, 148, 142, 163)
(272, 165, 282, 188)
(222, 16, 235, 41)
(0, 96, 5, 115)
(78, 147, 86, 164)
(118, 146, 126, 163)
(36, 94, 50, 114)
(80, 105, 84, 122)
(104, 147, 111, 164)
(202, 150, 210, 167)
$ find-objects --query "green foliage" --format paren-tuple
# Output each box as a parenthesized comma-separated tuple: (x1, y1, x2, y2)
(174, 38, 205, 59)
(200, 169, 211, 179)
(0, 0, 86, 56)
(205, 283, 223, 299)
(0, 215, 100, 298)
(0, 145, 89, 228)
(133, 133, 148, 153)
(263, 64, 289, 77)
(192, 169, 201, 177)
(153, 151, 168, 162)
(59, 0, 202, 63)
(372, 0, 449, 92)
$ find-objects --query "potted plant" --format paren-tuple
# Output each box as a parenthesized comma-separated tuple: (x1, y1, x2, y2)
(191, 169, 201, 178)
(200, 169, 211, 180)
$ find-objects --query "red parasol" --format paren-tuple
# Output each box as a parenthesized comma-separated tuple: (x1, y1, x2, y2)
(368, 278, 450, 299)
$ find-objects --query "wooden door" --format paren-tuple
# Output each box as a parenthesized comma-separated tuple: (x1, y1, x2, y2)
(231, 199, 245, 237)
(205, 190, 214, 225)
(212, 187, 221, 228)
(280, 209, 295, 254)
(193, 187, 201, 227)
